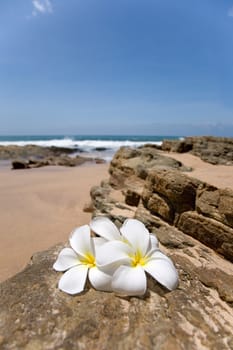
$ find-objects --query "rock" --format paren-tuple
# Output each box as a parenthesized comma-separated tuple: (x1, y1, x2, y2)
(11, 155, 101, 169)
(143, 192, 174, 223)
(196, 186, 233, 228)
(109, 146, 190, 189)
(177, 211, 233, 262)
(83, 201, 94, 213)
(1, 232, 233, 349)
(124, 189, 141, 207)
(1, 145, 105, 169)
(0, 145, 76, 160)
(143, 169, 201, 219)
(94, 147, 109, 151)
(89, 146, 233, 262)
(12, 159, 29, 169)
(161, 136, 233, 165)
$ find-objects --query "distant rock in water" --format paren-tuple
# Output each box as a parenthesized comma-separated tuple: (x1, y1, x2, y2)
(11, 155, 104, 169)
(161, 136, 233, 165)
(0, 145, 106, 168)
(94, 147, 109, 151)
(0, 145, 76, 160)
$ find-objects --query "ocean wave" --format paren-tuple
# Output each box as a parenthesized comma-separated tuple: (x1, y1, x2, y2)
(0, 138, 162, 151)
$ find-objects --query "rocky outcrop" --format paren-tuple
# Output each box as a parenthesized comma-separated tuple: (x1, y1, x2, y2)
(1, 221, 233, 349)
(0, 145, 105, 169)
(161, 136, 233, 165)
(11, 156, 104, 169)
(109, 146, 191, 189)
(0, 145, 76, 160)
(91, 146, 233, 262)
(1, 145, 233, 349)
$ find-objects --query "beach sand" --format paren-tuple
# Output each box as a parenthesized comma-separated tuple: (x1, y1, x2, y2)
(161, 151, 233, 189)
(0, 163, 109, 282)
(0, 153, 232, 283)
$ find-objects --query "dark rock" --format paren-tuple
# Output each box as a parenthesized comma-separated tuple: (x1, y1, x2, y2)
(12, 159, 29, 169)
(94, 147, 109, 151)
(124, 189, 141, 207)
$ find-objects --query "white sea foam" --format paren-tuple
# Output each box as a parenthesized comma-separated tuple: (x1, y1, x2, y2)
(0, 137, 164, 161)
(0, 138, 162, 151)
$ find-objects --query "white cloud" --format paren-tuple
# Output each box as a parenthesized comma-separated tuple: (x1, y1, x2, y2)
(228, 6, 233, 17)
(32, 0, 53, 16)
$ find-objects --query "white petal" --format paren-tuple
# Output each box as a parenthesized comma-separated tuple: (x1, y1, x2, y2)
(112, 265, 147, 296)
(69, 225, 94, 258)
(53, 248, 79, 271)
(149, 234, 159, 250)
(93, 237, 107, 248)
(90, 216, 121, 240)
(88, 266, 112, 292)
(149, 250, 173, 262)
(96, 241, 131, 272)
(144, 256, 179, 291)
(58, 265, 88, 295)
(120, 219, 150, 255)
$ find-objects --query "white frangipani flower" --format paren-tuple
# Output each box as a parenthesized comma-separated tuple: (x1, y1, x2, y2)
(95, 218, 179, 296)
(90, 216, 159, 250)
(53, 225, 112, 295)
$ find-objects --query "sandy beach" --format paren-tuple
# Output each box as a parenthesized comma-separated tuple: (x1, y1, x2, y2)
(0, 163, 109, 282)
(0, 153, 232, 283)
(161, 151, 233, 189)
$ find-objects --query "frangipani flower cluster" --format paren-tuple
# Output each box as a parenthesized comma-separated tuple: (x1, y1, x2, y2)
(53, 217, 178, 296)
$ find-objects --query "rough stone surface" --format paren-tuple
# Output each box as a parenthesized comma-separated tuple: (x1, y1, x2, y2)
(177, 211, 233, 262)
(0, 145, 76, 160)
(90, 146, 233, 262)
(109, 146, 191, 189)
(1, 231, 233, 349)
(143, 169, 201, 216)
(196, 186, 233, 228)
(161, 136, 233, 165)
(0, 145, 105, 169)
(11, 155, 100, 169)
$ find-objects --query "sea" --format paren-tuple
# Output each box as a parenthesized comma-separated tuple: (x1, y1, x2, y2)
(0, 135, 181, 162)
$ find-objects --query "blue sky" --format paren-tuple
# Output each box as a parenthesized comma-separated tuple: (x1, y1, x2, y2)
(0, 0, 233, 136)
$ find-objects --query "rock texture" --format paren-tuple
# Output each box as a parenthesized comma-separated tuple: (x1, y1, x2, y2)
(0, 145, 76, 160)
(92, 146, 233, 262)
(0, 145, 105, 169)
(0, 145, 233, 349)
(11, 155, 104, 169)
(161, 136, 233, 165)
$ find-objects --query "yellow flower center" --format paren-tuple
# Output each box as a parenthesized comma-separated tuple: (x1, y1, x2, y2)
(80, 252, 96, 268)
(130, 250, 147, 267)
